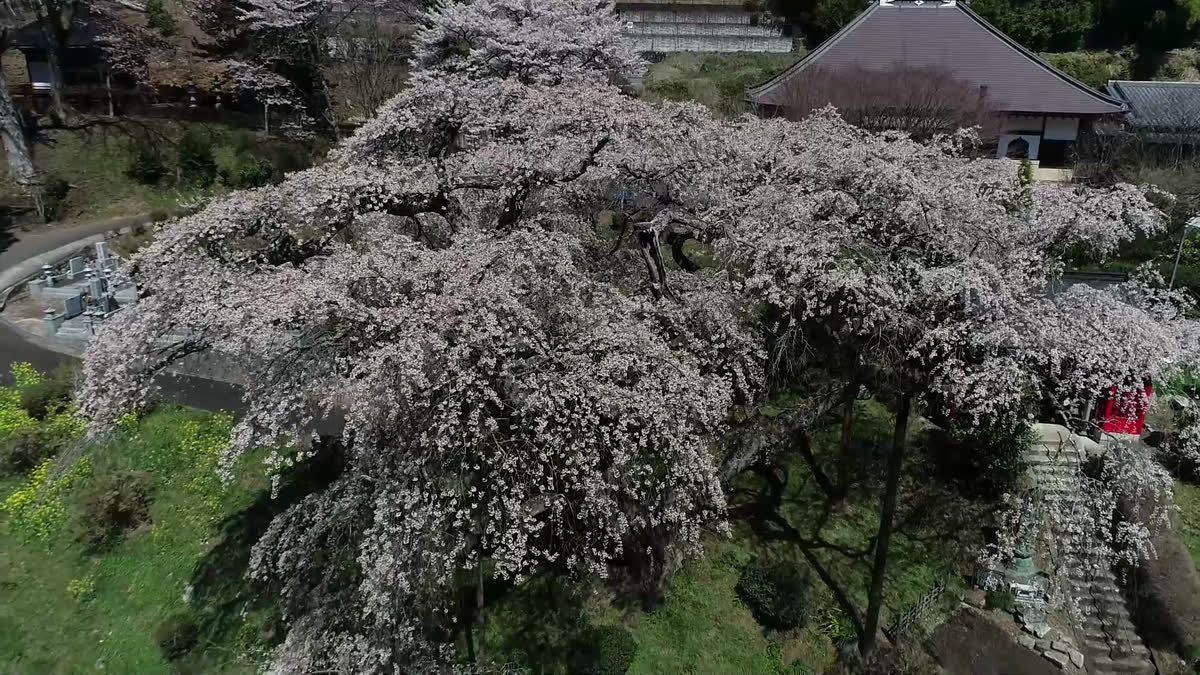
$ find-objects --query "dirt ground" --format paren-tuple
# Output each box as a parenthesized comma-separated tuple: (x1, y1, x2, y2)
(928, 607, 1062, 675)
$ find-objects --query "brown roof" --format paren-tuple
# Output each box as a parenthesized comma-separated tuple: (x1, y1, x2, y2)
(746, 0, 1126, 115)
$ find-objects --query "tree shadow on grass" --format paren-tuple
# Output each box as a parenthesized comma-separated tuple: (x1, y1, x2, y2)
(172, 440, 347, 671)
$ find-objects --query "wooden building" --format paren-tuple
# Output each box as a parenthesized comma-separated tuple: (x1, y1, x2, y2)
(745, 0, 1127, 166)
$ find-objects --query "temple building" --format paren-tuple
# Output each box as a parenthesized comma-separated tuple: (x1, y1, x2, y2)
(744, 0, 1127, 166)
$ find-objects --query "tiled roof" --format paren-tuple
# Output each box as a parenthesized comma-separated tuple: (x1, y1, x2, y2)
(746, 0, 1126, 115)
(1106, 80, 1200, 131)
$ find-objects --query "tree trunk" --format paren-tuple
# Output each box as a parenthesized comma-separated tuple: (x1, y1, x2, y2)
(475, 534, 486, 663)
(105, 71, 114, 118)
(0, 68, 35, 184)
(322, 77, 341, 141)
(834, 381, 858, 503)
(632, 525, 678, 610)
(38, 20, 70, 123)
(859, 392, 911, 657)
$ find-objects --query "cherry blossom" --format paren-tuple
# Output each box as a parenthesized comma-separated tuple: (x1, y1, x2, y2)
(75, 0, 1200, 668)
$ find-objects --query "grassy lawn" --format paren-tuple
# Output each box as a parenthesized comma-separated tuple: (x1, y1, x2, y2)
(1178, 480, 1200, 571)
(2, 120, 323, 227)
(0, 371, 273, 674)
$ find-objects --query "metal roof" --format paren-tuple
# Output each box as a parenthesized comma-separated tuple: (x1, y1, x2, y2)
(746, 0, 1126, 115)
(1106, 80, 1200, 131)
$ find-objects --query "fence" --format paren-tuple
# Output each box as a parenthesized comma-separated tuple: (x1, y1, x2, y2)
(885, 577, 952, 641)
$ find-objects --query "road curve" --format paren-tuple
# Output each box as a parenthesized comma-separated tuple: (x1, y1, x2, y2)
(0, 220, 246, 413)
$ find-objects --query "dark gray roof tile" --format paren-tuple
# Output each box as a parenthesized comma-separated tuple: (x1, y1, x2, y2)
(1106, 80, 1200, 131)
(746, 0, 1126, 115)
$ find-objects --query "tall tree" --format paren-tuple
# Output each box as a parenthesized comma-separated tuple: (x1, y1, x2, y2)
(0, 25, 35, 183)
(79, 0, 1200, 670)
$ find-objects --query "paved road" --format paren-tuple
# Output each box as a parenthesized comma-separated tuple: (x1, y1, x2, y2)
(0, 216, 144, 274)
(0, 219, 246, 413)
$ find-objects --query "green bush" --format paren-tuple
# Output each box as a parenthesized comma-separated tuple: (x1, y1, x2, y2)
(177, 128, 217, 186)
(155, 612, 200, 660)
(145, 0, 177, 36)
(126, 142, 168, 185)
(214, 145, 274, 188)
(926, 417, 1032, 502)
(0, 427, 62, 475)
(1039, 51, 1132, 89)
(71, 470, 154, 552)
(36, 174, 71, 223)
(569, 625, 638, 675)
(735, 559, 809, 631)
(985, 588, 1015, 613)
(1160, 49, 1200, 81)
(18, 364, 75, 420)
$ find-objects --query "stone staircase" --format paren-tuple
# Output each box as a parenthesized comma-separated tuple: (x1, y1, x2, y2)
(1028, 427, 1155, 675)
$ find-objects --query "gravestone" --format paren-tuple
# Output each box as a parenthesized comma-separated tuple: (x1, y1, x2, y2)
(63, 293, 84, 319)
(87, 277, 105, 299)
(68, 256, 84, 277)
(95, 241, 110, 262)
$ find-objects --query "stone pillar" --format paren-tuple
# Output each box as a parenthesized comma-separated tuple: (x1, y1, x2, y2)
(42, 308, 63, 336)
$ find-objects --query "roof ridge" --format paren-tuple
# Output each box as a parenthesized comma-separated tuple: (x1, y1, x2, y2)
(1109, 79, 1200, 86)
(745, 0, 1126, 114)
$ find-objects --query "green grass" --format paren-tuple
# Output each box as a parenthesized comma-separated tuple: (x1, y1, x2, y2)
(486, 400, 976, 674)
(2, 119, 322, 226)
(618, 541, 790, 675)
(642, 52, 801, 118)
(1178, 481, 1200, 571)
(0, 401, 272, 674)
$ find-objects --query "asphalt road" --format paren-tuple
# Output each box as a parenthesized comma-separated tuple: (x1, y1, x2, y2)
(0, 220, 246, 413)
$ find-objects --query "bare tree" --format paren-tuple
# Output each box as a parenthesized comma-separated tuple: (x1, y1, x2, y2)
(325, 17, 410, 125)
(782, 64, 1001, 142)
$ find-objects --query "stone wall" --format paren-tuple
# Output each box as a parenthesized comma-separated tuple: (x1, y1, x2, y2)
(616, 2, 794, 54)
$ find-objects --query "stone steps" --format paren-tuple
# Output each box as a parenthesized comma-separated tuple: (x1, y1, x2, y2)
(1088, 655, 1156, 675)
(1022, 437, 1154, 675)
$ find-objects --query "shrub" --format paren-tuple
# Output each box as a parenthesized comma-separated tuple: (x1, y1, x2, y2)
(736, 559, 809, 631)
(985, 588, 1015, 613)
(71, 470, 154, 552)
(155, 612, 200, 660)
(18, 364, 75, 420)
(1160, 49, 1200, 81)
(67, 575, 97, 604)
(569, 625, 637, 675)
(35, 174, 71, 223)
(0, 426, 62, 475)
(177, 128, 217, 186)
(214, 145, 274, 188)
(145, 0, 177, 36)
(126, 142, 168, 185)
(3, 456, 92, 542)
(818, 607, 857, 648)
(925, 416, 1032, 501)
(1039, 51, 1132, 89)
